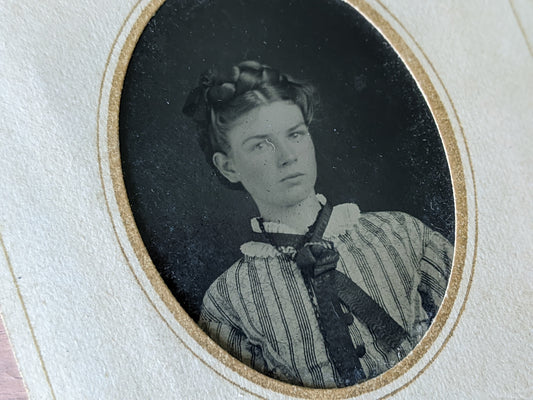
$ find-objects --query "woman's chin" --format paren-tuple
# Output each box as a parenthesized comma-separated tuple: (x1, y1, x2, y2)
(278, 187, 316, 208)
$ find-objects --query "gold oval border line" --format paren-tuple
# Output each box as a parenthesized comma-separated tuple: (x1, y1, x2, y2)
(98, 0, 478, 398)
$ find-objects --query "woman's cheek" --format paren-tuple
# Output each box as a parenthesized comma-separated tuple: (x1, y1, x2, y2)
(252, 152, 275, 168)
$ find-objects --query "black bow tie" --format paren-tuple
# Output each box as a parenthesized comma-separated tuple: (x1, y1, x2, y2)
(255, 202, 408, 387)
(296, 240, 339, 278)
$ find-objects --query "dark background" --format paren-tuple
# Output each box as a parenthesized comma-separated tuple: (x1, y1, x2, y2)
(119, 0, 455, 321)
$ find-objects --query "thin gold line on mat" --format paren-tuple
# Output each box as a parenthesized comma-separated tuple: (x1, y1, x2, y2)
(0, 231, 57, 400)
(95, 1, 266, 398)
(509, 0, 533, 58)
(101, 0, 476, 398)
(373, 1, 479, 398)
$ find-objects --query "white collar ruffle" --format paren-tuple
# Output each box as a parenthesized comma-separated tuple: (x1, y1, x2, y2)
(241, 195, 361, 258)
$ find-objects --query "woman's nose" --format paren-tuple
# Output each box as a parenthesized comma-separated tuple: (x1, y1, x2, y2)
(276, 139, 298, 167)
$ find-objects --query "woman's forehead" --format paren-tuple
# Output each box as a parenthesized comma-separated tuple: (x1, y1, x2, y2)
(230, 101, 305, 139)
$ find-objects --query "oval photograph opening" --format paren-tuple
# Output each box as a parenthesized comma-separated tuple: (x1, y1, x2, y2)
(118, 0, 455, 389)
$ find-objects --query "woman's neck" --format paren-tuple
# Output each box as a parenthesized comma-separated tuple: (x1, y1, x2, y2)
(258, 193, 322, 234)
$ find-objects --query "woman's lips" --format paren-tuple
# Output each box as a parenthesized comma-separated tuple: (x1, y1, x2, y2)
(280, 173, 305, 182)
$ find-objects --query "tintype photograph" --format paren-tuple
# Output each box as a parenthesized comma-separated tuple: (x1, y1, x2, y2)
(119, 0, 455, 389)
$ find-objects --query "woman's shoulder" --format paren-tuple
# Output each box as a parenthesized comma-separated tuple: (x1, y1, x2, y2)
(207, 257, 247, 290)
(200, 258, 249, 319)
(334, 203, 455, 253)
(204, 250, 275, 296)
(358, 209, 423, 229)
(327, 202, 422, 237)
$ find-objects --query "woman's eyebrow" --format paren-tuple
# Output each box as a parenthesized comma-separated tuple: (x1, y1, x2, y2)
(286, 122, 307, 132)
(241, 123, 307, 146)
(241, 134, 269, 146)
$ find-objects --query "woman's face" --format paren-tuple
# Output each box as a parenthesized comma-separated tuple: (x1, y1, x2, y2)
(213, 101, 317, 212)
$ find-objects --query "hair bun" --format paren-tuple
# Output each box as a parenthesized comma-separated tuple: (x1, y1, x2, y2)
(230, 66, 240, 82)
(238, 60, 263, 70)
(261, 67, 280, 84)
(235, 68, 261, 94)
(183, 60, 295, 123)
(207, 82, 236, 104)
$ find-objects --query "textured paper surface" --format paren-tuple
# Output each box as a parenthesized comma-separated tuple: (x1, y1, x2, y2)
(0, 0, 531, 399)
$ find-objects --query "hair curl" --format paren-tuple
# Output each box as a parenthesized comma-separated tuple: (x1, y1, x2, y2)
(183, 60, 317, 190)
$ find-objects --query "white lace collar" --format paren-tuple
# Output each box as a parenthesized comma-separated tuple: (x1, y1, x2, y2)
(241, 195, 361, 258)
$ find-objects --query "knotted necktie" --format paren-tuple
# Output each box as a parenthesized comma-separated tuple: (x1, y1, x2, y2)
(256, 202, 408, 387)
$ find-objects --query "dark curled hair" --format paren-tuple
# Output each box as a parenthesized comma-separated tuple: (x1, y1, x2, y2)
(183, 60, 317, 190)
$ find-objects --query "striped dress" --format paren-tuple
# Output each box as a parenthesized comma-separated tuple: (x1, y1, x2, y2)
(199, 200, 453, 388)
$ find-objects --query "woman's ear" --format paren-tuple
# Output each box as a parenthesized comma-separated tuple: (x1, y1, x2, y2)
(212, 152, 241, 183)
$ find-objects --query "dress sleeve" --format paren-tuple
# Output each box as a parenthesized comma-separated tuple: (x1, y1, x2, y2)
(416, 220, 454, 321)
(198, 277, 268, 374)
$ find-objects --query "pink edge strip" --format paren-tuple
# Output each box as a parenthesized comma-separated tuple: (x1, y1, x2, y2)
(0, 316, 28, 400)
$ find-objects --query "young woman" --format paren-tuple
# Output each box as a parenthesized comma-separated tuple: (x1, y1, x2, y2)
(183, 60, 453, 388)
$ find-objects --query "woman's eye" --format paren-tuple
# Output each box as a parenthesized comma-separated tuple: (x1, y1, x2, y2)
(289, 130, 307, 140)
(252, 141, 266, 151)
